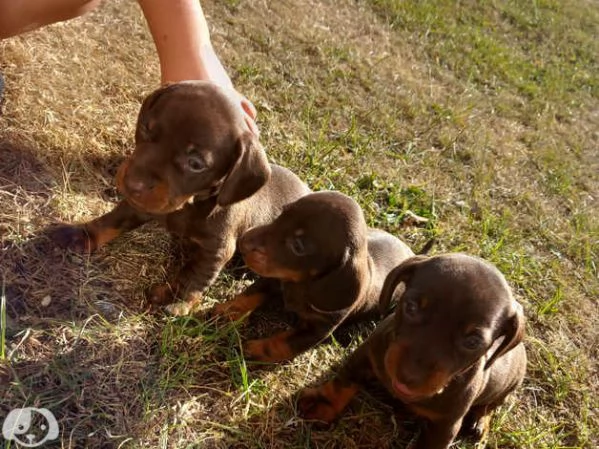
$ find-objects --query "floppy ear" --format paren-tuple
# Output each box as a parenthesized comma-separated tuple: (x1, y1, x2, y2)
(305, 251, 365, 321)
(485, 301, 525, 369)
(379, 255, 428, 316)
(217, 131, 271, 207)
(136, 83, 180, 141)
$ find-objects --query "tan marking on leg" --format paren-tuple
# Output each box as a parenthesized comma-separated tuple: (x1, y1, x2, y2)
(244, 330, 295, 362)
(298, 378, 359, 423)
(213, 292, 266, 321)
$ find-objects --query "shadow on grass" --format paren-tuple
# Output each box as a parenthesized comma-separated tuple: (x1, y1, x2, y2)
(0, 139, 469, 448)
(0, 138, 158, 447)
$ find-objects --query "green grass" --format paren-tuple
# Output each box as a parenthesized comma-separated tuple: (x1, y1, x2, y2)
(0, 0, 597, 448)
(368, 0, 598, 109)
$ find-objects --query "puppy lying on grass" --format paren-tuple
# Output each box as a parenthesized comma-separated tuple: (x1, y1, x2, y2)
(298, 253, 527, 449)
(213, 191, 415, 362)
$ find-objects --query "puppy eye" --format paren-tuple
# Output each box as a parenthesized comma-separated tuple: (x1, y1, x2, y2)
(402, 297, 420, 319)
(462, 333, 485, 351)
(185, 155, 206, 173)
(288, 236, 307, 256)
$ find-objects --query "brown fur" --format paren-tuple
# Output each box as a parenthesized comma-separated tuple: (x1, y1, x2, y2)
(49, 81, 310, 315)
(298, 253, 527, 449)
(213, 191, 414, 362)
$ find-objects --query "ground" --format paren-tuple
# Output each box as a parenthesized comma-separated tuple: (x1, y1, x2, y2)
(0, 0, 597, 448)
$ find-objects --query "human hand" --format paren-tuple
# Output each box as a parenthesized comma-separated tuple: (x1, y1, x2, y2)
(238, 93, 259, 137)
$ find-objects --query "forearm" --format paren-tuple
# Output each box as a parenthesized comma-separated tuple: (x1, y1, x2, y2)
(0, 0, 101, 39)
(137, 0, 233, 86)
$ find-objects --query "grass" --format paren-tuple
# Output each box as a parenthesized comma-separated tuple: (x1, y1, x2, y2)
(1, 277, 6, 360)
(0, 0, 597, 448)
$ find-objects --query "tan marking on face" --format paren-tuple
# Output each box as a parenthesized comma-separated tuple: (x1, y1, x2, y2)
(116, 159, 192, 214)
(464, 323, 481, 334)
(243, 252, 306, 282)
(383, 341, 452, 401)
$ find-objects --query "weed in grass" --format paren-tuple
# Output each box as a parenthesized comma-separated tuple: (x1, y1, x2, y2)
(536, 285, 563, 317)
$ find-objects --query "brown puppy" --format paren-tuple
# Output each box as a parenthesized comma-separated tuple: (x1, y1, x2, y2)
(50, 81, 310, 315)
(298, 253, 526, 449)
(213, 191, 414, 362)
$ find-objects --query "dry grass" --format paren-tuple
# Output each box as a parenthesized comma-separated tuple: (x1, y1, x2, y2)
(1, 0, 597, 448)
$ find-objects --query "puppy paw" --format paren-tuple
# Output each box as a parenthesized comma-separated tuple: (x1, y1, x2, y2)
(164, 301, 193, 316)
(243, 339, 268, 361)
(163, 294, 203, 317)
(297, 387, 339, 425)
(212, 301, 249, 322)
(469, 415, 491, 444)
(211, 292, 265, 322)
(47, 224, 94, 253)
(147, 284, 176, 307)
(243, 332, 294, 362)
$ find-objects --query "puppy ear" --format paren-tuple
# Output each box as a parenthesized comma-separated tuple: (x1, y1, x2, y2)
(379, 256, 428, 316)
(136, 83, 179, 141)
(217, 131, 271, 207)
(485, 301, 525, 369)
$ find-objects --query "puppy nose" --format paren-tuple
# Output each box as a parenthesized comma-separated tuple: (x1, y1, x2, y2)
(239, 230, 263, 254)
(125, 177, 150, 197)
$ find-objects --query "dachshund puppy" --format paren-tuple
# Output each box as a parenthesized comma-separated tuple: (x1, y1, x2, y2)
(50, 81, 310, 315)
(213, 191, 414, 362)
(298, 254, 527, 449)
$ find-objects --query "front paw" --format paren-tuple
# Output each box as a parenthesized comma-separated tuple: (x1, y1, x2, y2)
(212, 301, 250, 322)
(243, 332, 293, 362)
(47, 224, 94, 253)
(147, 283, 176, 307)
(297, 387, 340, 425)
(163, 294, 203, 317)
(211, 292, 266, 322)
(466, 414, 491, 443)
(164, 301, 194, 316)
(243, 338, 270, 361)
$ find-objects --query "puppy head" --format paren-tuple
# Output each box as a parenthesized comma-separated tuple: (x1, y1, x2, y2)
(117, 81, 270, 214)
(379, 254, 525, 403)
(238, 191, 368, 282)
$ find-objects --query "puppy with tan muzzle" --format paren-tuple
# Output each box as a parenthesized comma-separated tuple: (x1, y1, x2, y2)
(50, 81, 310, 315)
(213, 190, 415, 362)
(298, 253, 527, 449)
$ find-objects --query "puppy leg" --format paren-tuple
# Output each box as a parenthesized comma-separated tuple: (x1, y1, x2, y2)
(411, 419, 462, 449)
(161, 236, 236, 316)
(297, 343, 373, 424)
(243, 321, 333, 362)
(146, 238, 196, 307)
(49, 200, 150, 253)
(212, 278, 279, 321)
(461, 405, 492, 442)
(297, 378, 360, 424)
